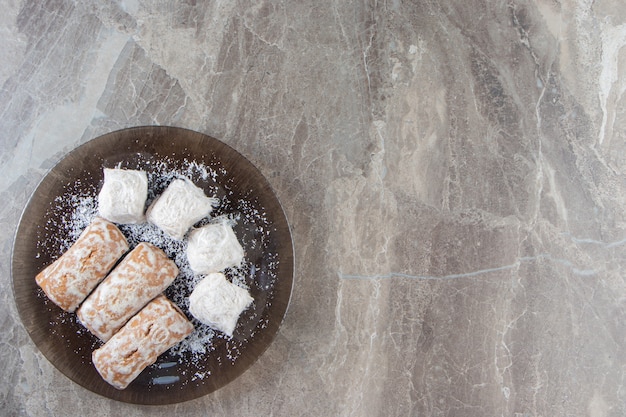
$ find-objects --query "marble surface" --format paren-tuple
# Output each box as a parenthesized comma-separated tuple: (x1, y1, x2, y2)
(1, 0, 625, 416)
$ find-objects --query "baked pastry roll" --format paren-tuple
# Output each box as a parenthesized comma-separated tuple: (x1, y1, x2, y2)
(77, 242, 179, 341)
(189, 272, 253, 337)
(186, 221, 244, 274)
(146, 177, 218, 240)
(35, 217, 129, 312)
(92, 294, 193, 390)
(97, 168, 148, 224)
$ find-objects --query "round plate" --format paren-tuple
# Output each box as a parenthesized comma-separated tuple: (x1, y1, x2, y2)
(11, 126, 293, 404)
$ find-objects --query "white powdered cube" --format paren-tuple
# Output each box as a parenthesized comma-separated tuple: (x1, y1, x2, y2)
(186, 221, 244, 275)
(146, 178, 218, 240)
(189, 272, 253, 337)
(98, 168, 148, 224)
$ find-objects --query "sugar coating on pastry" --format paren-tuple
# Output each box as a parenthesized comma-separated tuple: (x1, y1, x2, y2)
(186, 221, 244, 275)
(98, 168, 148, 224)
(77, 242, 179, 342)
(189, 272, 253, 337)
(92, 295, 193, 390)
(146, 178, 218, 240)
(35, 217, 129, 312)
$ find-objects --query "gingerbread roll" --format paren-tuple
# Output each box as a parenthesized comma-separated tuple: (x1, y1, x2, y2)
(35, 217, 129, 312)
(77, 242, 179, 341)
(92, 295, 193, 390)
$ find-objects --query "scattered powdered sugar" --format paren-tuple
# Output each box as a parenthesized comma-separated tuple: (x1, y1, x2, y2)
(41, 188, 98, 255)
(37, 153, 280, 379)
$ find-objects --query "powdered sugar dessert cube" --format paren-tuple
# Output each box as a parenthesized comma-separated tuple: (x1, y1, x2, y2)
(186, 220, 244, 274)
(146, 177, 218, 240)
(97, 168, 148, 224)
(188, 272, 253, 337)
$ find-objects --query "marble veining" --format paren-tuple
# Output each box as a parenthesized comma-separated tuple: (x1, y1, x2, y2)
(1, 0, 625, 416)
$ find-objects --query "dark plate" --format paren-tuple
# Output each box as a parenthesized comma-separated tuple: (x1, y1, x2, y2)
(11, 126, 293, 405)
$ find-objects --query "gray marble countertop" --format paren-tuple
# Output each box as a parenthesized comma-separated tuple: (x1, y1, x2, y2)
(2, 1, 625, 416)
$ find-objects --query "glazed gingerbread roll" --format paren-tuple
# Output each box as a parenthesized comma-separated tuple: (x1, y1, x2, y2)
(92, 294, 193, 390)
(77, 242, 179, 341)
(35, 217, 129, 312)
